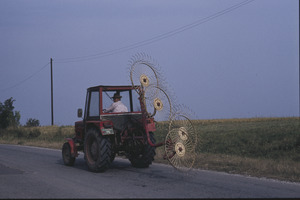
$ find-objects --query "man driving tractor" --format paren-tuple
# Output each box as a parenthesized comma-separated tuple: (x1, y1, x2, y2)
(104, 92, 128, 113)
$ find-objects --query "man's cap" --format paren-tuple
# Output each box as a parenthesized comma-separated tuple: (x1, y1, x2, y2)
(113, 93, 122, 99)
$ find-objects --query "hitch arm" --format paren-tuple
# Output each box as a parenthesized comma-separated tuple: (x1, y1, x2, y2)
(146, 131, 164, 147)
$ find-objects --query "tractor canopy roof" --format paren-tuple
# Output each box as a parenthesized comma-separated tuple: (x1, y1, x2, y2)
(87, 85, 139, 92)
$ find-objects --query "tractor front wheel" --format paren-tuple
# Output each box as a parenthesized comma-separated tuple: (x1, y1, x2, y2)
(84, 129, 112, 172)
(62, 142, 75, 166)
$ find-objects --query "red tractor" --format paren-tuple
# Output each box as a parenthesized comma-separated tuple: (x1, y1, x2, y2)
(62, 85, 163, 172)
(62, 55, 197, 172)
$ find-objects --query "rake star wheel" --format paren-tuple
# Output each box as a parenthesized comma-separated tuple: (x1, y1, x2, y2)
(164, 114, 197, 171)
(129, 54, 162, 95)
(143, 85, 172, 121)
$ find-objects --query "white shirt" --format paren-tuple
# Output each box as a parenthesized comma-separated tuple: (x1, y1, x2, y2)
(105, 101, 128, 113)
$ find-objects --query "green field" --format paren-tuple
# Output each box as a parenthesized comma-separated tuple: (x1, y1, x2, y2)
(0, 117, 299, 182)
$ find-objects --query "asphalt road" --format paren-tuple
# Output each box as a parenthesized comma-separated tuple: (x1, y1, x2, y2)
(0, 144, 299, 198)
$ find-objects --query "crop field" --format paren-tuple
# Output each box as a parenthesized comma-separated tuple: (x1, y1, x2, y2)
(155, 117, 300, 182)
(0, 117, 299, 182)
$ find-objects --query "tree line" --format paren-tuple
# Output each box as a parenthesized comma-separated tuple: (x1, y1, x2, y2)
(0, 97, 40, 128)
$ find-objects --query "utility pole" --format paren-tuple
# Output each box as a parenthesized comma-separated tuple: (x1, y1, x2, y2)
(50, 58, 54, 126)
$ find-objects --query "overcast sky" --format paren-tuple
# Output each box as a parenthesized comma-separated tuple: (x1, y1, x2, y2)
(0, 0, 299, 126)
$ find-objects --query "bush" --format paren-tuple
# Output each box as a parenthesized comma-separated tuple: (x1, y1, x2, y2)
(0, 97, 20, 129)
(25, 118, 40, 127)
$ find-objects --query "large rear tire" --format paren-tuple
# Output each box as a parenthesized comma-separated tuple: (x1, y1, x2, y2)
(62, 142, 75, 166)
(129, 132, 156, 168)
(84, 129, 112, 172)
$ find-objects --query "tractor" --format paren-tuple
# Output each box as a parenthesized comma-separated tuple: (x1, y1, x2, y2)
(62, 55, 197, 172)
(62, 85, 163, 172)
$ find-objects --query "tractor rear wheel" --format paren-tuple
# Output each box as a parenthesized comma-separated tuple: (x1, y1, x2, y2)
(62, 142, 75, 166)
(129, 132, 156, 168)
(84, 129, 112, 172)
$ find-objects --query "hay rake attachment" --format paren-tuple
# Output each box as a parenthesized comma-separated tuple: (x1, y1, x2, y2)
(129, 53, 197, 171)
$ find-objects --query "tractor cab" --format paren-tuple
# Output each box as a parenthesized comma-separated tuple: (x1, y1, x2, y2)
(74, 85, 152, 142)
(80, 85, 142, 118)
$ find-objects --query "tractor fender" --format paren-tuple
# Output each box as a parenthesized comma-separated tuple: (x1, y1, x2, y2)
(65, 138, 79, 157)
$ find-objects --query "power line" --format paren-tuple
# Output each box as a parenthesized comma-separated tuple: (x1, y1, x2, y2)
(55, 0, 255, 63)
(0, 0, 255, 91)
(0, 62, 50, 91)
